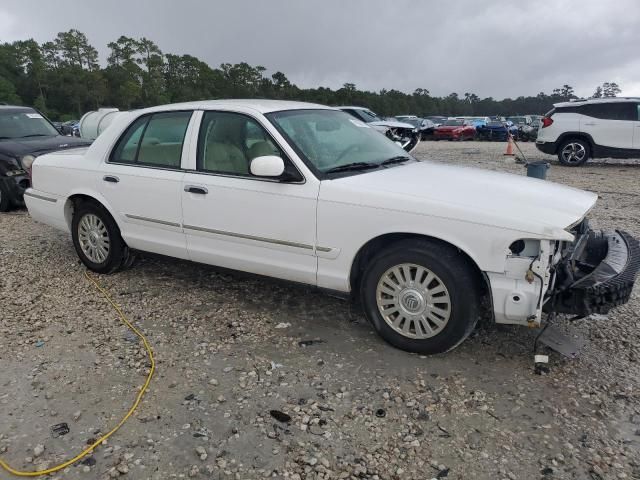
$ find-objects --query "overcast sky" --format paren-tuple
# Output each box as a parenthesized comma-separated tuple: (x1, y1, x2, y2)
(2, 0, 639, 99)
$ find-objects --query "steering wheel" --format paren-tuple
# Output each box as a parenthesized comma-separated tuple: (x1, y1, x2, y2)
(334, 144, 361, 164)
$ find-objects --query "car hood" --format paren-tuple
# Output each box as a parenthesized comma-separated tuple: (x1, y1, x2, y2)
(324, 161, 597, 240)
(369, 120, 415, 130)
(0, 135, 92, 158)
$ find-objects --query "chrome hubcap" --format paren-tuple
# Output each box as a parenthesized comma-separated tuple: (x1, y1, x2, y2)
(78, 213, 110, 263)
(376, 263, 451, 339)
(561, 143, 586, 163)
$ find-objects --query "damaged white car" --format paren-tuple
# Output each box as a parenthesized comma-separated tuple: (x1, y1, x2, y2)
(24, 100, 639, 354)
(337, 106, 420, 152)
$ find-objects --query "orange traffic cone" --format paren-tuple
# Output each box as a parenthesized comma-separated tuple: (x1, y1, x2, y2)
(503, 134, 515, 156)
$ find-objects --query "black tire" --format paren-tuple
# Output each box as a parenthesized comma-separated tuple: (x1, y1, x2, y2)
(71, 200, 134, 274)
(557, 138, 590, 166)
(0, 183, 11, 212)
(360, 239, 481, 354)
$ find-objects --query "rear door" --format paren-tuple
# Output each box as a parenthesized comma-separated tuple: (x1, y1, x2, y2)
(99, 110, 196, 259)
(579, 102, 635, 149)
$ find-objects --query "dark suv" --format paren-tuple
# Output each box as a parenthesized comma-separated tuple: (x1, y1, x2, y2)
(0, 106, 92, 210)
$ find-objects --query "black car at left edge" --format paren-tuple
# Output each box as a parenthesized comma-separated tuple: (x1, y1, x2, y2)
(0, 105, 92, 211)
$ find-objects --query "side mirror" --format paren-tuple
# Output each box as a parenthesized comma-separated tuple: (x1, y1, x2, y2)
(250, 155, 285, 177)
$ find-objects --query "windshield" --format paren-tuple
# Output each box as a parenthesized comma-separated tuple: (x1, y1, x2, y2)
(358, 109, 382, 122)
(0, 110, 59, 139)
(444, 119, 464, 126)
(267, 109, 410, 174)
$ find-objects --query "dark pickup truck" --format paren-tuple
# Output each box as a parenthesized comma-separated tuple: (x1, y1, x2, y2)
(0, 105, 91, 211)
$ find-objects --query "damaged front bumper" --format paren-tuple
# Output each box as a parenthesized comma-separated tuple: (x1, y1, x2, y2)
(546, 229, 640, 318)
(488, 223, 639, 326)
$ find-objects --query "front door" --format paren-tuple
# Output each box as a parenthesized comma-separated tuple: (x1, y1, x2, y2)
(181, 110, 319, 285)
(580, 102, 635, 150)
(99, 110, 196, 259)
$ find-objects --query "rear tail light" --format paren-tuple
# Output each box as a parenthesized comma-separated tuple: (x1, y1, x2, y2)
(541, 117, 554, 128)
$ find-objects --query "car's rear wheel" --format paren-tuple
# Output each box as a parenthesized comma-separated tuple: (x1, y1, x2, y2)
(360, 239, 481, 354)
(558, 138, 590, 166)
(72, 201, 133, 274)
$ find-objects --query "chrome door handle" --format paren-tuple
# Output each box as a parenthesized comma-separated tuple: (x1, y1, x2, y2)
(583, 122, 597, 126)
(103, 175, 119, 183)
(184, 185, 208, 195)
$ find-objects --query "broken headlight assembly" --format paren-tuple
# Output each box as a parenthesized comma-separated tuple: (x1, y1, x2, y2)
(545, 219, 640, 318)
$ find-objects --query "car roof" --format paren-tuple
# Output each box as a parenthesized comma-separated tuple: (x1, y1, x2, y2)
(0, 105, 36, 113)
(335, 106, 372, 111)
(137, 99, 335, 115)
(555, 97, 640, 107)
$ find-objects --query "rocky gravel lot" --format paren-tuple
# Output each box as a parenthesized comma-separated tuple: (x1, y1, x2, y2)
(1, 141, 639, 479)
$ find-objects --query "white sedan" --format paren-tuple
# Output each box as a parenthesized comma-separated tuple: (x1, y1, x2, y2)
(24, 100, 639, 354)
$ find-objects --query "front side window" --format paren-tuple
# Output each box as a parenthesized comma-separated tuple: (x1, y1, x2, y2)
(267, 109, 410, 174)
(197, 111, 288, 177)
(110, 111, 192, 168)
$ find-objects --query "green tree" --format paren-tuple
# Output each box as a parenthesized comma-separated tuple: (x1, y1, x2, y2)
(602, 82, 621, 97)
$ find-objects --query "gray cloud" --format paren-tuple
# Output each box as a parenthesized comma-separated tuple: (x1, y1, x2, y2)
(1, 0, 639, 98)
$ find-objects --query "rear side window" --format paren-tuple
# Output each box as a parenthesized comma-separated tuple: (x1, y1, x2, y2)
(110, 111, 192, 168)
(637, 104, 640, 121)
(554, 106, 581, 114)
(580, 102, 636, 121)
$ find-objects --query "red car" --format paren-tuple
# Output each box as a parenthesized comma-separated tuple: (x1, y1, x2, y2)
(433, 119, 476, 141)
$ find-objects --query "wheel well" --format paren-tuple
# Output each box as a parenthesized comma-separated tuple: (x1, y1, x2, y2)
(556, 133, 594, 154)
(349, 233, 489, 297)
(64, 194, 103, 230)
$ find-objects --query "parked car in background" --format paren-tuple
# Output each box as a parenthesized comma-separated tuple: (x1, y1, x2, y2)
(399, 117, 438, 139)
(338, 106, 420, 152)
(466, 116, 490, 128)
(476, 119, 518, 141)
(426, 116, 448, 126)
(63, 120, 80, 137)
(24, 100, 640, 354)
(0, 105, 91, 211)
(519, 119, 541, 142)
(536, 97, 640, 166)
(433, 118, 476, 141)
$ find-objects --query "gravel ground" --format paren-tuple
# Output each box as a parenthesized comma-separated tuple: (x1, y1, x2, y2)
(1, 141, 639, 480)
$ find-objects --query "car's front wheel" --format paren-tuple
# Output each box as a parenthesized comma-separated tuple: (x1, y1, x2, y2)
(558, 138, 590, 166)
(360, 239, 481, 354)
(72, 201, 134, 274)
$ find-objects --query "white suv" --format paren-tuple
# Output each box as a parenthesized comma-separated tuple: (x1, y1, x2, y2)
(536, 97, 640, 166)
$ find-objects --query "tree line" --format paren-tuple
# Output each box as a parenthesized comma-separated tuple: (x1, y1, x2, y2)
(0, 29, 624, 121)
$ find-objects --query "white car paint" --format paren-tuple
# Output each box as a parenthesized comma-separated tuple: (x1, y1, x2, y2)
(25, 99, 598, 328)
(537, 97, 640, 152)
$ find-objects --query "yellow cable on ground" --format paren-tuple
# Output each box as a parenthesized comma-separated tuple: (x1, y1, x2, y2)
(0, 271, 155, 477)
